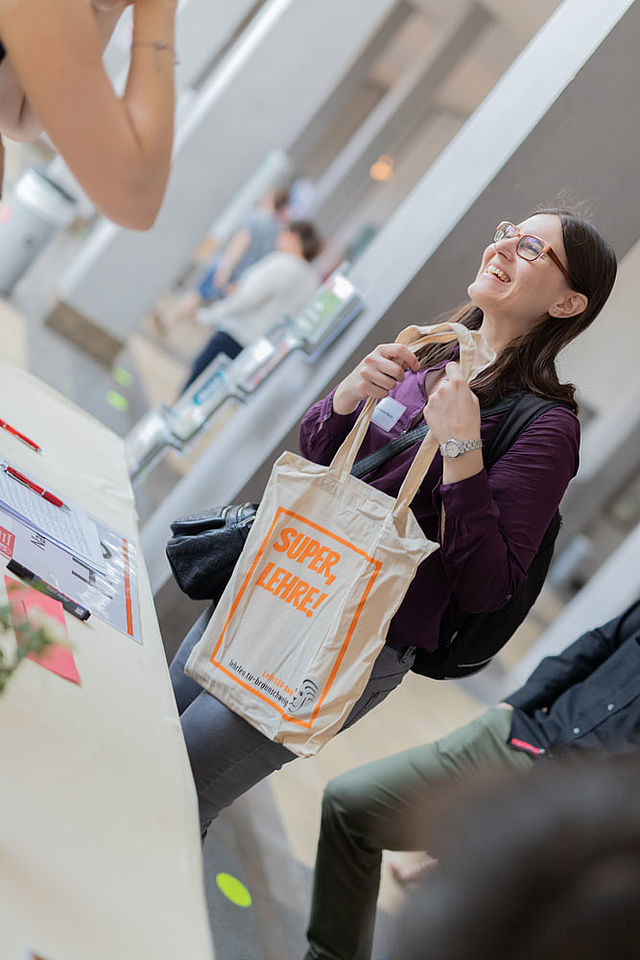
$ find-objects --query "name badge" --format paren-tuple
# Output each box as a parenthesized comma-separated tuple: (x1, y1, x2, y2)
(371, 396, 406, 432)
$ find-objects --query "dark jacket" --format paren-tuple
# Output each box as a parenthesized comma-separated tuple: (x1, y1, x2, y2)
(505, 599, 640, 757)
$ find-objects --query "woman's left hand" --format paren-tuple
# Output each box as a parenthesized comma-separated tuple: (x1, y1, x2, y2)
(423, 361, 481, 446)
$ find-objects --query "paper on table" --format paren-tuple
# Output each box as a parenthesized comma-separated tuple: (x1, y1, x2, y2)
(0, 463, 104, 573)
(5, 576, 80, 685)
(7, 509, 141, 643)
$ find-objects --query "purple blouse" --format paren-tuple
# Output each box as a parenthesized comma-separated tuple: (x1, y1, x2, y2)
(298, 358, 580, 652)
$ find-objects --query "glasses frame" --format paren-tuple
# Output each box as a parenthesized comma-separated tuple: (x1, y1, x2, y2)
(492, 221, 573, 285)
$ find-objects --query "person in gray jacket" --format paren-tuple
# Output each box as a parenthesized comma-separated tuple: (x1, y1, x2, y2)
(303, 598, 640, 960)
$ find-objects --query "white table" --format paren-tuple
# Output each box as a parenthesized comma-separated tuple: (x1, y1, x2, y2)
(0, 361, 214, 960)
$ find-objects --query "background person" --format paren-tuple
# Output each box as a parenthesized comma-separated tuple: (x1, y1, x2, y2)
(302, 597, 640, 960)
(155, 187, 291, 330)
(169, 208, 616, 837)
(181, 219, 321, 391)
(200, 187, 291, 301)
(0, 0, 178, 228)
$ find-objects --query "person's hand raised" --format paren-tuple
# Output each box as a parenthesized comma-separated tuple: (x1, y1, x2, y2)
(333, 343, 420, 415)
(423, 360, 481, 447)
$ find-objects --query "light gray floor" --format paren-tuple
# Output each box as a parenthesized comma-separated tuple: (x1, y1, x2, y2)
(204, 778, 396, 960)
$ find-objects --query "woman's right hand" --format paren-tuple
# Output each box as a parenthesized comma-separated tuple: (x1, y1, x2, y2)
(333, 343, 420, 415)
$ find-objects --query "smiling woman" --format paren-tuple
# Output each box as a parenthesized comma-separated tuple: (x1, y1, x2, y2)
(0, 0, 178, 229)
(428, 208, 616, 413)
(168, 207, 619, 838)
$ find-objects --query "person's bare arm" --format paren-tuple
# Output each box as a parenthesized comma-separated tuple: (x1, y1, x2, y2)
(0, 2, 128, 142)
(0, 0, 178, 229)
(214, 228, 252, 292)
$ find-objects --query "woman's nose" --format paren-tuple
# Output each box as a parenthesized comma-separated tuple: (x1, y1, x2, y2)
(491, 235, 517, 257)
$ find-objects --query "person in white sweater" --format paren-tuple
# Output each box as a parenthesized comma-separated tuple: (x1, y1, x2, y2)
(182, 220, 321, 392)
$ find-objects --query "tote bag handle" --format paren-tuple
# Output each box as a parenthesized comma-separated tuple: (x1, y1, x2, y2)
(330, 322, 495, 520)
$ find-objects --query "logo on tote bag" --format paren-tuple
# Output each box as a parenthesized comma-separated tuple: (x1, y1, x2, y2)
(287, 678, 319, 713)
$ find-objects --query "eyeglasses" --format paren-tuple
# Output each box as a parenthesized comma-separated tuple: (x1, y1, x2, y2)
(492, 221, 572, 284)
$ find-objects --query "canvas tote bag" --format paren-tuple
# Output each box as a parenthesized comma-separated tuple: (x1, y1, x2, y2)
(185, 321, 494, 756)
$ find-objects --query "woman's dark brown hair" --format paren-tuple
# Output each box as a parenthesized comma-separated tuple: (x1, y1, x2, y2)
(415, 208, 617, 413)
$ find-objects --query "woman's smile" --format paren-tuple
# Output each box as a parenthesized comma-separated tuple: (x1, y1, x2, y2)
(484, 263, 511, 283)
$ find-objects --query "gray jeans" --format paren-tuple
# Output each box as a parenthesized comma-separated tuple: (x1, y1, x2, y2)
(170, 605, 416, 834)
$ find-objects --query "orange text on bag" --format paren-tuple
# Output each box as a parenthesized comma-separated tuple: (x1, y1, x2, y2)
(253, 524, 342, 618)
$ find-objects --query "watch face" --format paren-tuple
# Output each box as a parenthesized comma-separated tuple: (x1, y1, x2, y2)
(443, 439, 459, 458)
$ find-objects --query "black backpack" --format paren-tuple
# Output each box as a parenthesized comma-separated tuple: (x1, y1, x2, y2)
(352, 393, 566, 680)
(416, 394, 565, 679)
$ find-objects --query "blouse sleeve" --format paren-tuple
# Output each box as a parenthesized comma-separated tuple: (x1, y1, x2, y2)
(437, 405, 580, 613)
(298, 389, 362, 465)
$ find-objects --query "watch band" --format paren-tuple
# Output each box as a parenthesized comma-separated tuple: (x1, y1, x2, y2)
(440, 437, 483, 459)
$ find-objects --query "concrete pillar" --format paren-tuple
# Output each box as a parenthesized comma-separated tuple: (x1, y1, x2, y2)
(173, 0, 263, 91)
(551, 235, 640, 550)
(287, 0, 414, 174)
(48, 0, 401, 362)
(328, 108, 466, 256)
(145, 0, 638, 608)
(311, 2, 493, 235)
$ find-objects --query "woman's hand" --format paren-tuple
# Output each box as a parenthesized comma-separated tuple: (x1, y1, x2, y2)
(333, 343, 420, 415)
(427, 361, 483, 493)
(423, 361, 481, 447)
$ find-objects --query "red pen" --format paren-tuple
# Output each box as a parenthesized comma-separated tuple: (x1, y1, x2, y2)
(0, 418, 41, 453)
(1, 464, 67, 509)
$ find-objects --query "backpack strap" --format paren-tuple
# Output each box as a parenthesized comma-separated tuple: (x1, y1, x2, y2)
(483, 393, 566, 470)
(351, 396, 518, 480)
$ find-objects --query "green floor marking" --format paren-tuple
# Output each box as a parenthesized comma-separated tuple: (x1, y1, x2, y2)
(215, 872, 252, 907)
(112, 367, 133, 387)
(105, 390, 129, 412)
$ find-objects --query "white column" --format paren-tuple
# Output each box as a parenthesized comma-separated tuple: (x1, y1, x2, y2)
(51, 0, 400, 349)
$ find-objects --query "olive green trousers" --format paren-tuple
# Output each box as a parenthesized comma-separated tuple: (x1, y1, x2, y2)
(303, 707, 536, 960)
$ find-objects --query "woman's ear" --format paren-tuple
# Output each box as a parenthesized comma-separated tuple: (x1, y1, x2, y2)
(550, 291, 588, 319)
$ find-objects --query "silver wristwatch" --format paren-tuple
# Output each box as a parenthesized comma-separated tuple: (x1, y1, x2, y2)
(440, 437, 483, 459)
